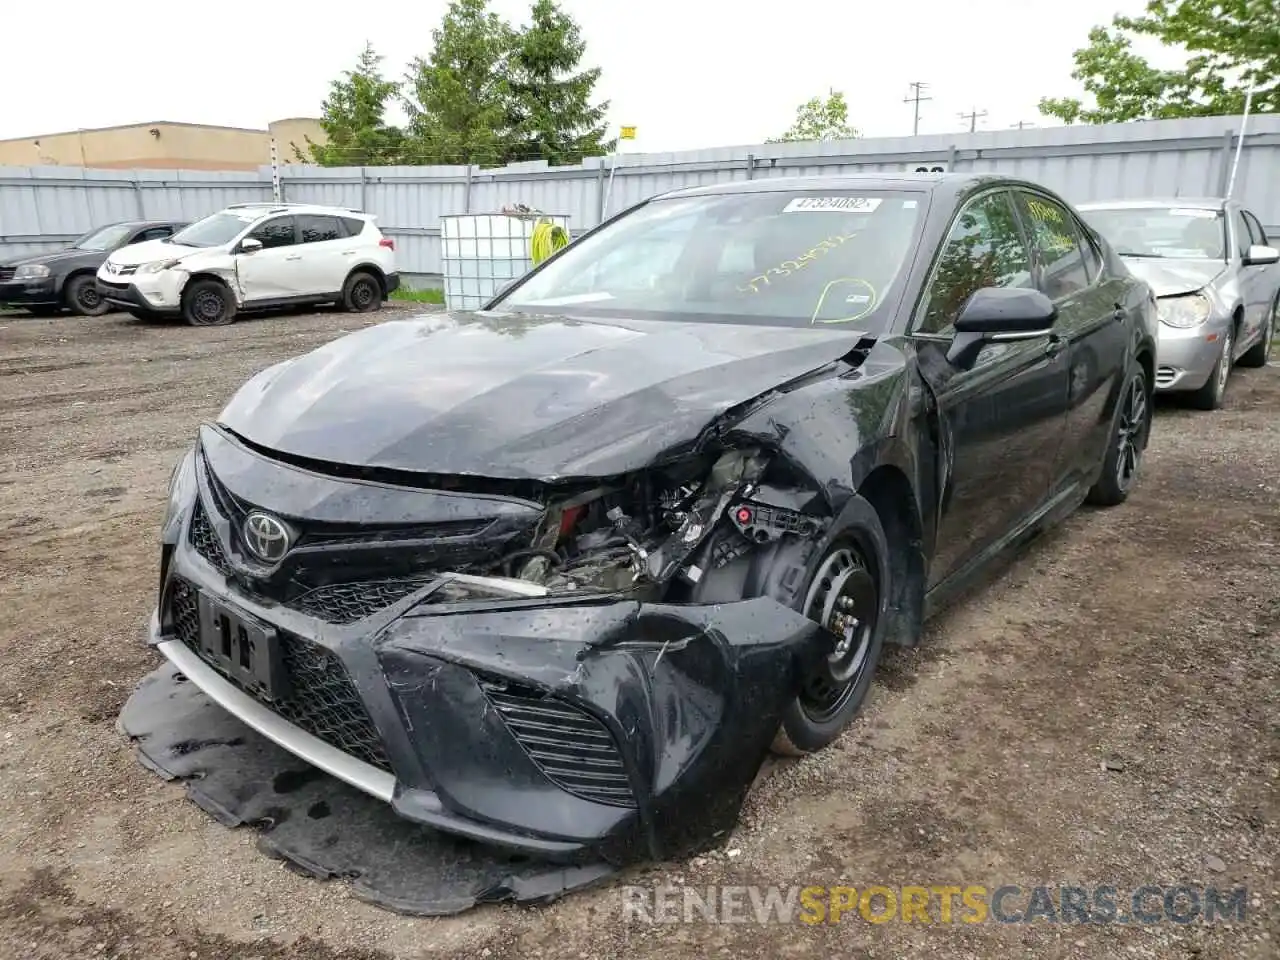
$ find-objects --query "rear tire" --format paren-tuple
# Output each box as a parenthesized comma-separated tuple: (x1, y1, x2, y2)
(1087, 364, 1150, 507)
(65, 274, 110, 316)
(1190, 327, 1231, 410)
(1237, 297, 1275, 368)
(342, 271, 383, 313)
(181, 279, 236, 327)
(772, 497, 890, 756)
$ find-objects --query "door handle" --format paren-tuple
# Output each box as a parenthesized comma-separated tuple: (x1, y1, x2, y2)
(285, 254, 302, 261)
(341, 250, 357, 256)
(1045, 335, 1066, 358)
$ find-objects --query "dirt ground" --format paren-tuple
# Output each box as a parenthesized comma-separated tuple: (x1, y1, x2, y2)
(0, 307, 1276, 960)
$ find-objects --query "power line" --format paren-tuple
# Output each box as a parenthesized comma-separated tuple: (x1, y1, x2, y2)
(903, 82, 932, 136)
(958, 107, 988, 133)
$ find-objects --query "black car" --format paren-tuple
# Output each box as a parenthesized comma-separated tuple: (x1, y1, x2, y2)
(0, 220, 186, 316)
(146, 174, 1156, 865)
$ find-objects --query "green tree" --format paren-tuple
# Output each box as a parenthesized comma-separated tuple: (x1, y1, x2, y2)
(507, 0, 613, 165)
(402, 0, 515, 166)
(1040, 0, 1279, 124)
(302, 42, 406, 166)
(768, 90, 860, 143)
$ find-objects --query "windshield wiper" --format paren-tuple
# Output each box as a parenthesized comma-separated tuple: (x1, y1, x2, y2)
(1117, 252, 1166, 259)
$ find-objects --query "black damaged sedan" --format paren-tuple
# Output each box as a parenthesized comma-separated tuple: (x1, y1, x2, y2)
(150, 174, 1157, 864)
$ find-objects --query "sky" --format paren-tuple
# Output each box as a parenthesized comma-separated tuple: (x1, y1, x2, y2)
(0, 0, 1172, 152)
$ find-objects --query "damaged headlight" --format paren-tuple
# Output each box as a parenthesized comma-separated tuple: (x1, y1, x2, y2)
(496, 449, 773, 598)
(1156, 292, 1211, 328)
(137, 258, 183, 274)
(162, 446, 197, 539)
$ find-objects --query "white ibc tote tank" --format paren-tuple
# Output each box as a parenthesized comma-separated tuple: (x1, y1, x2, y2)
(439, 212, 571, 311)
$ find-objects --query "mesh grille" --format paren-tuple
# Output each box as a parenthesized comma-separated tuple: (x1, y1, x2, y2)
(484, 683, 635, 807)
(168, 578, 392, 772)
(292, 578, 435, 625)
(188, 501, 233, 576)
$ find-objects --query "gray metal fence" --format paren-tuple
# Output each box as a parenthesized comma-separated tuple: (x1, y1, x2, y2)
(2, 114, 1278, 283)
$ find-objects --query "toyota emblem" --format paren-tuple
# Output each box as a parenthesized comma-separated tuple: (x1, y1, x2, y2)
(242, 511, 290, 563)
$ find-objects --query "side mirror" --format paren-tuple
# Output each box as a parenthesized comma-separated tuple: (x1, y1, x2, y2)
(946, 287, 1058, 368)
(1243, 244, 1280, 267)
(238, 237, 263, 255)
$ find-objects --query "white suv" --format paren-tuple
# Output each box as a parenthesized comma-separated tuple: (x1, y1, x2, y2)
(95, 202, 399, 326)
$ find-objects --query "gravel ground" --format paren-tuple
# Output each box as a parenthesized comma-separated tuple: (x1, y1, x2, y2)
(0, 308, 1276, 960)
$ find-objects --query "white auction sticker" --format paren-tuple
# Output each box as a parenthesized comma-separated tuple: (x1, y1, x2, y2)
(783, 196, 883, 214)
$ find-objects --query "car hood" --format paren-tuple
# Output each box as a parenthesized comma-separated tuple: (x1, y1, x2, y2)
(106, 238, 199, 267)
(1, 248, 102, 269)
(218, 311, 864, 480)
(1121, 257, 1226, 297)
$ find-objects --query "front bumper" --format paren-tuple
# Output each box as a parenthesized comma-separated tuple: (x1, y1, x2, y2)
(151, 532, 826, 864)
(1154, 319, 1230, 392)
(96, 272, 184, 315)
(0, 277, 58, 306)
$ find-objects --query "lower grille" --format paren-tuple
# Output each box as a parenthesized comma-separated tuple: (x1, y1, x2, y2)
(292, 578, 435, 625)
(0, 267, 14, 282)
(484, 683, 635, 807)
(1156, 366, 1177, 387)
(169, 578, 392, 772)
(97, 279, 129, 291)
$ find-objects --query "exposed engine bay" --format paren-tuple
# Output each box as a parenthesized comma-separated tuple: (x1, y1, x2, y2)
(462, 447, 830, 602)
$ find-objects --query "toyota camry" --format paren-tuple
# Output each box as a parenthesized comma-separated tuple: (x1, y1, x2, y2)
(147, 174, 1157, 865)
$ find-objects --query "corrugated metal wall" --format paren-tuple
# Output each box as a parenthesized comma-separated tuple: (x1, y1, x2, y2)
(2, 115, 1277, 278)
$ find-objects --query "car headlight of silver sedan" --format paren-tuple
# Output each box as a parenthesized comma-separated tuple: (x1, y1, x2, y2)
(13, 264, 50, 280)
(1156, 292, 1212, 328)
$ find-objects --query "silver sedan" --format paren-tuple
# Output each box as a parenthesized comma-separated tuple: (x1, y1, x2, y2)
(1078, 198, 1279, 409)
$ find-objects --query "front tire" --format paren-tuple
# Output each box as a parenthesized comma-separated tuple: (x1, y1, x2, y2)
(64, 275, 110, 316)
(1237, 297, 1275, 368)
(181, 279, 236, 327)
(772, 498, 889, 756)
(1190, 327, 1231, 410)
(342, 271, 383, 313)
(1087, 364, 1150, 507)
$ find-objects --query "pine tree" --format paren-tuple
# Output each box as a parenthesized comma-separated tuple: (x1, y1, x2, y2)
(402, 0, 515, 166)
(304, 42, 405, 166)
(507, 0, 613, 165)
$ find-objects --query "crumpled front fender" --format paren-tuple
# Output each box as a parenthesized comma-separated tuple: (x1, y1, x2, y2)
(376, 596, 827, 864)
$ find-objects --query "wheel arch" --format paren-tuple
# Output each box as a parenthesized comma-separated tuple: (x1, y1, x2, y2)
(856, 462, 926, 648)
(345, 262, 387, 296)
(59, 267, 97, 299)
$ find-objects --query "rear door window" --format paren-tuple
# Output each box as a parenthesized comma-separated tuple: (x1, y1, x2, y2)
(297, 215, 343, 243)
(1015, 192, 1090, 300)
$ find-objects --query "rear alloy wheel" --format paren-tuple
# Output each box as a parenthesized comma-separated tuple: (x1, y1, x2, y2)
(343, 271, 382, 313)
(1237, 297, 1275, 368)
(65, 275, 110, 317)
(182, 280, 236, 327)
(772, 516, 888, 756)
(1190, 327, 1231, 410)
(1087, 365, 1150, 506)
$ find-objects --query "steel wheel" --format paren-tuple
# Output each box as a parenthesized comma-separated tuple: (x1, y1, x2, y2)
(1114, 374, 1147, 493)
(797, 545, 879, 723)
(191, 289, 227, 325)
(351, 278, 377, 309)
(1214, 329, 1232, 398)
(76, 284, 102, 312)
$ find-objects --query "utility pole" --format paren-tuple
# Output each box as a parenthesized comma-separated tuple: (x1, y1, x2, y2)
(903, 82, 932, 135)
(958, 107, 988, 133)
(1012, 120, 1036, 130)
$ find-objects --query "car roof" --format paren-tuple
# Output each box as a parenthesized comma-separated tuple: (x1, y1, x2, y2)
(1077, 197, 1226, 211)
(654, 172, 1056, 205)
(218, 202, 367, 218)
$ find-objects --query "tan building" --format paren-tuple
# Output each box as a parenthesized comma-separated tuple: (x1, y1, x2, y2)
(0, 118, 327, 171)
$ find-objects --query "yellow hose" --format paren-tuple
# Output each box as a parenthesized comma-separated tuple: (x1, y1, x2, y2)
(530, 218, 570, 265)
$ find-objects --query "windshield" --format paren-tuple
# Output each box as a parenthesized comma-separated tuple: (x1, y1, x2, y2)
(495, 190, 925, 332)
(73, 224, 134, 251)
(1082, 206, 1226, 261)
(170, 212, 257, 248)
